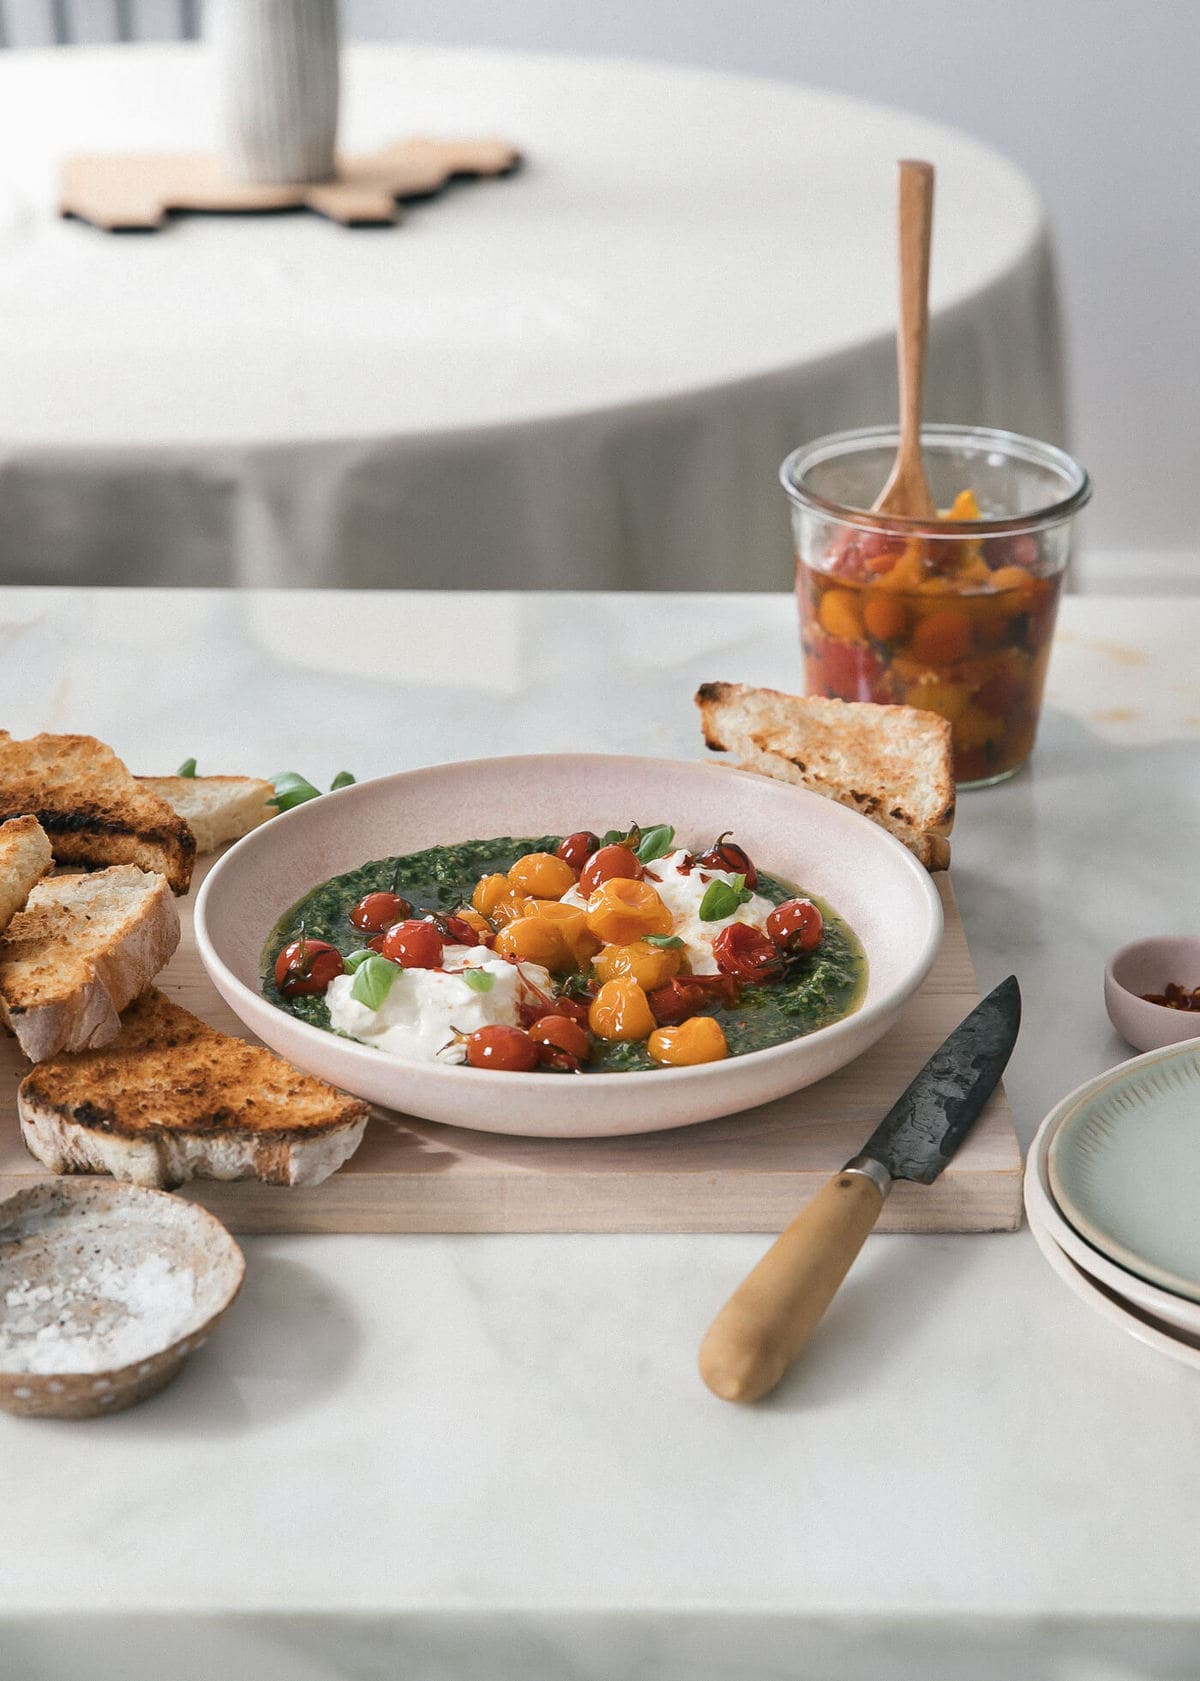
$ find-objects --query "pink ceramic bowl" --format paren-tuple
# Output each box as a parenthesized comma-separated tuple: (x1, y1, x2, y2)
(1105, 936, 1200, 1053)
(195, 755, 943, 1139)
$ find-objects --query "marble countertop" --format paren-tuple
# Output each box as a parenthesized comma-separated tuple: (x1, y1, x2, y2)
(2, 589, 1198, 1680)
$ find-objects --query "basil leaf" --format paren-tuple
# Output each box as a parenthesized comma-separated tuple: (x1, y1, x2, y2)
(344, 948, 376, 972)
(461, 968, 495, 993)
(269, 771, 322, 812)
(177, 757, 197, 778)
(643, 934, 684, 949)
(699, 880, 740, 922)
(635, 824, 675, 863)
(728, 871, 753, 905)
(330, 771, 356, 790)
(350, 952, 400, 1008)
(602, 829, 625, 847)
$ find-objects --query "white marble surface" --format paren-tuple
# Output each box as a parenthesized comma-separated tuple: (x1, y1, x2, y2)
(2, 590, 1199, 1679)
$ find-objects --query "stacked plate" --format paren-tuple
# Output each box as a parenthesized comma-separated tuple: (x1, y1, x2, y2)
(1024, 1037, 1200, 1369)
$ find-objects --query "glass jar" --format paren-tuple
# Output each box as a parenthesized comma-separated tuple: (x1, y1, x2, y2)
(780, 425, 1091, 788)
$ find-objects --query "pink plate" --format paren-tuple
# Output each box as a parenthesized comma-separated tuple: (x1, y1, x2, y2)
(195, 755, 942, 1139)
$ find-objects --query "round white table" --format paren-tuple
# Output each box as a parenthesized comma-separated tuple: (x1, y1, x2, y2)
(0, 42, 1066, 589)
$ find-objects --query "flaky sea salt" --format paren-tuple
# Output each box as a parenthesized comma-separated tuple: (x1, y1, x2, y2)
(0, 1252, 196, 1374)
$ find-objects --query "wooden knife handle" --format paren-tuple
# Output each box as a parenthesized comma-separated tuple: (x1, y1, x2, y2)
(698, 1169, 886, 1404)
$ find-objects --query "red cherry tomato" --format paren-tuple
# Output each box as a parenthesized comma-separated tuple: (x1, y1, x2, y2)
(465, 1024, 540, 1072)
(380, 919, 445, 969)
(579, 844, 643, 897)
(766, 897, 824, 954)
(556, 830, 601, 873)
(349, 890, 413, 933)
(436, 913, 486, 947)
(697, 831, 758, 888)
(711, 924, 783, 984)
(274, 937, 344, 997)
(529, 1014, 591, 1062)
(647, 973, 739, 1025)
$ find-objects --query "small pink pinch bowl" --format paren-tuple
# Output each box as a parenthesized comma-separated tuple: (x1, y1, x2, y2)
(195, 754, 943, 1140)
(1105, 935, 1200, 1053)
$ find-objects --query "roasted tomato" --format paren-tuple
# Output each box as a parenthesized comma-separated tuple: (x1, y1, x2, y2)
(588, 977, 656, 1042)
(451, 907, 496, 946)
(529, 1014, 591, 1067)
(556, 830, 601, 873)
(697, 831, 758, 888)
(711, 924, 783, 984)
(646, 973, 738, 1025)
(465, 1024, 540, 1072)
(274, 937, 344, 997)
(766, 897, 824, 954)
(349, 890, 413, 933)
(519, 900, 601, 966)
(494, 916, 569, 971)
(380, 919, 445, 969)
(647, 1016, 729, 1066)
(584, 878, 673, 945)
(579, 844, 643, 897)
(508, 852, 578, 899)
(592, 938, 683, 991)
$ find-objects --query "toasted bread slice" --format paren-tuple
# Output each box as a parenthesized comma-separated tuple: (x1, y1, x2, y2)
(137, 775, 274, 855)
(18, 989, 371, 1190)
(0, 733, 195, 894)
(696, 682, 955, 871)
(0, 865, 180, 1062)
(0, 816, 53, 937)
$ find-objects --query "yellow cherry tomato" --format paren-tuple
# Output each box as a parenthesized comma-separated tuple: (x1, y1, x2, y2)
(584, 878, 673, 946)
(507, 851, 578, 899)
(471, 874, 529, 926)
(493, 916, 568, 971)
(588, 978, 657, 1042)
(910, 607, 973, 669)
(519, 899, 601, 966)
(818, 587, 865, 641)
(647, 1016, 729, 1066)
(863, 592, 909, 642)
(946, 488, 981, 520)
(592, 939, 683, 991)
(453, 906, 494, 941)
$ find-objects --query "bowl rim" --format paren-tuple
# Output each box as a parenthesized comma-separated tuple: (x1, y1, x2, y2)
(779, 422, 1092, 538)
(194, 752, 944, 1093)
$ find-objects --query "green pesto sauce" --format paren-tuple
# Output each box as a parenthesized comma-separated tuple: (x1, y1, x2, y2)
(262, 834, 867, 1072)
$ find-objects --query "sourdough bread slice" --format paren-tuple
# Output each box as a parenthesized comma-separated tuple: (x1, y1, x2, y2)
(0, 816, 53, 937)
(696, 682, 955, 871)
(0, 732, 195, 893)
(0, 865, 180, 1061)
(18, 989, 372, 1190)
(137, 775, 274, 855)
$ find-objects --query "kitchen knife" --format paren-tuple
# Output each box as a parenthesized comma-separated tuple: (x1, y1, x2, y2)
(698, 974, 1021, 1403)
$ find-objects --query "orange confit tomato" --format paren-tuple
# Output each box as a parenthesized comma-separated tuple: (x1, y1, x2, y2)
(647, 1016, 729, 1067)
(579, 843, 643, 898)
(592, 938, 683, 992)
(519, 900, 601, 966)
(471, 873, 531, 927)
(493, 916, 570, 972)
(584, 878, 673, 946)
(588, 977, 657, 1042)
(507, 851, 578, 900)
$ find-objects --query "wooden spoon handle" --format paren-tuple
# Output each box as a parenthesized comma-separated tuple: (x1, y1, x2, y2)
(895, 159, 935, 473)
(698, 1169, 885, 1404)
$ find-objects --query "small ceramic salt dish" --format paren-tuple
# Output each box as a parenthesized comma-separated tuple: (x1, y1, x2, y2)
(1105, 935, 1200, 1052)
(0, 1180, 244, 1419)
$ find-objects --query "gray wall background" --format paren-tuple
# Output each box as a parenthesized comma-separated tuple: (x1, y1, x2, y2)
(5, 0, 1198, 572)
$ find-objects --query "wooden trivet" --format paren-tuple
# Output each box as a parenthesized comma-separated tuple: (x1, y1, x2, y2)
(0, 867, 1023, 1236)
(59, 137, 522, 230)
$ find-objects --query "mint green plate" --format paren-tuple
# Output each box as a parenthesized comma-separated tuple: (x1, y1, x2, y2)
(1047, 1039, 1200, 1304)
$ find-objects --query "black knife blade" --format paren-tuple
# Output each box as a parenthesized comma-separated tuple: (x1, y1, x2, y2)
(856, 974, 1021, 1186)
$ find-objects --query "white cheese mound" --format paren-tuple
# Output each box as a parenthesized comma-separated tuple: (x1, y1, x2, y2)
(325, 946, 553, 1064)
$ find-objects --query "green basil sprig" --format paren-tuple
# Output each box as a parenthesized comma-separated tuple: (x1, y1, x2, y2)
(635, 824, 675, 863)
(269, 771, 323, 812)
(461, 968, 495, 993)
(350, 952, 401, 1008)
(330, 771, 356, 790)
(699, 872, 753, 922)
(343, 948, 376, 972)
(177, 757, 197, 778)
(643, 933, 684, 949)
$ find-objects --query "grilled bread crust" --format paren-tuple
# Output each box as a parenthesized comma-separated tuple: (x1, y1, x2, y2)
(0, 815, 54, 937)
(696, 682, 954, 871)
(136, 776, 274, 855)
(18, 989, 371, 1189)
(0, 733, 195, 893)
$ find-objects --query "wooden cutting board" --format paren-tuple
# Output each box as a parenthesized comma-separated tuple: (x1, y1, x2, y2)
(0, 865, 1022, 1234)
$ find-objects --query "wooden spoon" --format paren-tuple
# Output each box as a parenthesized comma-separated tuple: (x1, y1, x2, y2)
(873, 159, 937, 520)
